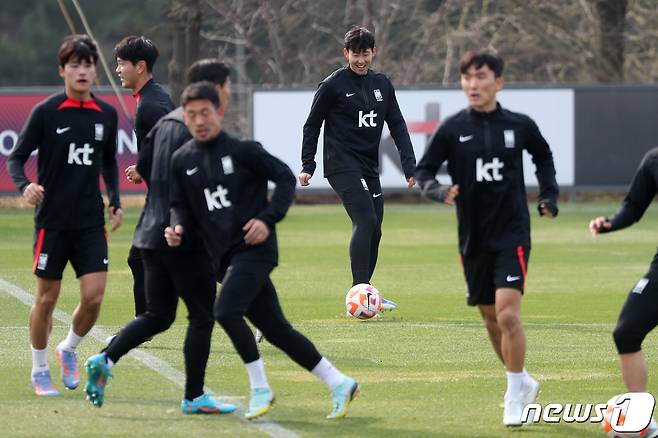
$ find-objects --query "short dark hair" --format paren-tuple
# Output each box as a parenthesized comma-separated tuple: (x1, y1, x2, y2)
(57, 35, 98, 67)
(186, 59, 231, 86)
(181, 81, 221, 108)
(113, 35, 159, 72)
(459, 49, 504, 77)
(344, 26, 375, 52)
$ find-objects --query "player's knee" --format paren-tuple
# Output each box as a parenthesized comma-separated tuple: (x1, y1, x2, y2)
(496, 308, 521, 332)
(34, 291, 58, 310)
(149, 312, 175, 331)
(355, 212, 378, 233)
(188, 312, 214, 330)
(613, 321, 645, 354)
(214, 306, 239, 327)
(80, 291, 104, 311)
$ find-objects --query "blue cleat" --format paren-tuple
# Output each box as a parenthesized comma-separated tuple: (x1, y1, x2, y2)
(84, 353, 111, 407)
(380, 297, 397, 311)
(31, 370, 60, 397)
(55, 347, 80, 390)
(181, 393, 237, 414)
(326, 377, 360, 419)
(245, 387, 275, 420)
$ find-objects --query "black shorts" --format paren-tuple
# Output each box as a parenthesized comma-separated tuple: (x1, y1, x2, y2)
(461, 245, 530, 306)
(32, 226, 108, 280)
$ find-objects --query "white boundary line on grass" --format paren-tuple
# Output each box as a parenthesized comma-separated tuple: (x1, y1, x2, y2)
(0, 278, 299, 438)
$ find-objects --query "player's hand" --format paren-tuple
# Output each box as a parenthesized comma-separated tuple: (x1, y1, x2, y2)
(589, 216, 611, 238)
(444, 184, 459, 205)
(406, 176, 416, 188)
(538, 200, 559, 218)
(108, 207, 124, 231)
(125, 165, 142, 184)
(165, 225, 184, 247)
(298, 172, 312, 187)
(23, 183, 45, 205)
(243, 218, 270, 245)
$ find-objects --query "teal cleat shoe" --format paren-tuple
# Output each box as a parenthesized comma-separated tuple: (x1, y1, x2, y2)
(327, 377, 360, 419)
(245, 387, 275, 420)
(181, 393, 237, 414)
(84, 353, 111, 407)
(55, 347, 80, 390)
(31, 370, 60, 397)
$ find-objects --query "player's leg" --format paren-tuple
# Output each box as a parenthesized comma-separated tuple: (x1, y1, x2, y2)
(613, 258, 658, 392)
(328, 173, 379, 285)
(168, 251, 236, 414)
(246, 276, 359, 419)
(127, 245, 146, 317)
(493, 245, 538, 426)
(214, 260, 274, 418)
(364, 176, 384, 280)
(85, 249, 178, 407)
(477, 304, 503, 363)
(30, 228, 67, 396)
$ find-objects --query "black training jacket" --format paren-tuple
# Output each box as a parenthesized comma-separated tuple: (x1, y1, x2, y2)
(7, 92, 121, 230)
(416, 103, 559, 256)
(301, 66, 416, 179)
(133, 107, 204, 251)
(602, 147, 658, 233)
(170, 131, 296, 270)
(134, 79, 175, 150)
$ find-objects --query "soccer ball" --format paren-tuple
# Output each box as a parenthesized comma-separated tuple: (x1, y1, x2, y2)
(345, 283, 382, 320)
(601, 394, 652, 438)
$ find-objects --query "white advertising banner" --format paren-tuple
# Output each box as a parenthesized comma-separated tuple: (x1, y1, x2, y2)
(253, 88, 574, 189)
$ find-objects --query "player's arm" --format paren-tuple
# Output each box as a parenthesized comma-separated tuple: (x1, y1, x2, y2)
(7, 104, 45, 205)
(415, 124, 458, 204)
(384, 78, 416, 187)
(166, 153, 191, 247)
(525, 118, 559, 217)
(590, 152, 658, 237)
(242, 142, 296, 245)
(300, 80, 337, 186)
(102, 112, 123, 231)
(135, 122, 158, 185)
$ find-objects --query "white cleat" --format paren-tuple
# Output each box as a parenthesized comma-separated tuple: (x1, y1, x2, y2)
(521, 376, 540, 406)
(380, 297, 397, 311)
(503, 397, 524, 427)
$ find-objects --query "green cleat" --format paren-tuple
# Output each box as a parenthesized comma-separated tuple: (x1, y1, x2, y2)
(245, 387, 275, 420)
(84, 353, 111, 407)
(327, 377, 360, 419)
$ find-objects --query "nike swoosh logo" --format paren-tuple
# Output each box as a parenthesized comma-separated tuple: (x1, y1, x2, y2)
(506, 275, 520, 282)
(103, 258, 109, 265)
(186, 167, 199, 176)
(459, 135, 473, 142)
(346, 93, 356, 97)
(372, 193, 382, 198)
(56, 127, 71, 134)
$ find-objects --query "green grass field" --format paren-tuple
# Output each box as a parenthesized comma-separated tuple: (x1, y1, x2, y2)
(1, 202, 658, 437)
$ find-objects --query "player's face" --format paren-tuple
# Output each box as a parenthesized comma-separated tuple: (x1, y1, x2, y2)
(58, 57, 96, 95)
(183, 99, 224, 142)
(115, 58, 139, 89)
(344, 48, 376, 76)
(460, 64, 503, 112)
(217, 78, 232, 113)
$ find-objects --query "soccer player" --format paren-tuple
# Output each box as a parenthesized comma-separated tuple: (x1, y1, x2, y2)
(114, 35, 174, 319)
(589, 148, 658, 436)
(165, 82, 359, 419)
(299, 26, 416, 310)
(6, 34, 123, 396)
(415, 49, 559, 426)
(84, 60, 236, 414)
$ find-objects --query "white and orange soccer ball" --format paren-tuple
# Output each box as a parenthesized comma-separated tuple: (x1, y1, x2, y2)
(602, 394, 655, 438)
(345, 283, 382, 320)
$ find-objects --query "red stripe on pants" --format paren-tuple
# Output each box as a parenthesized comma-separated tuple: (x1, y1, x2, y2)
(517, 245, 527, 289)
(33, 229, 45, 273)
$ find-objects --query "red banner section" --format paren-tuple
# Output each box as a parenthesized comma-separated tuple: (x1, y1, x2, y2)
(0, 91, 145, 193)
